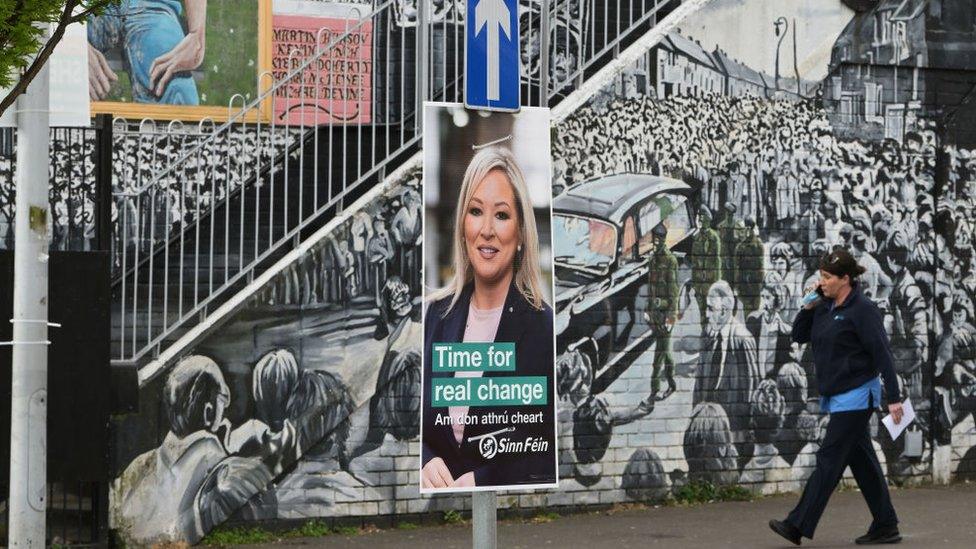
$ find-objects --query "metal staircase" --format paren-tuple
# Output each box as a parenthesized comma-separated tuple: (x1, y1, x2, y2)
(110, 0, 688, 372)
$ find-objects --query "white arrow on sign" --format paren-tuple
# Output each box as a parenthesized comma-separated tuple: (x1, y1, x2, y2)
(474, 0, 511, 101)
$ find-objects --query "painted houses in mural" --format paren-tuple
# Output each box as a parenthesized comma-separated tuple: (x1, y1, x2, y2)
(648, 32, 726, 99)
(825, 0, 976, 144)
(711, 49, 769, 99)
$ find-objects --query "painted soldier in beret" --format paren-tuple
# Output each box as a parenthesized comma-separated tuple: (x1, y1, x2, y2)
(647, 222, 678, 401)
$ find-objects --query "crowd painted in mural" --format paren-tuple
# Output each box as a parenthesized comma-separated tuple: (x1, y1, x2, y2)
(0, 124, 299, 260)
(107, 0, 976, 544)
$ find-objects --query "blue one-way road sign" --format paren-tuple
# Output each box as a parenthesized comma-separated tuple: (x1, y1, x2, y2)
(465, 0, 520, 112)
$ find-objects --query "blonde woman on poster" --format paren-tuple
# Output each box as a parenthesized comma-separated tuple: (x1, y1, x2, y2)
(421, 144, 556, 491)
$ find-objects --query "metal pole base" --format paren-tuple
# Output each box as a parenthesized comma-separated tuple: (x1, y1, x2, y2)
(472, 491, 497, 549)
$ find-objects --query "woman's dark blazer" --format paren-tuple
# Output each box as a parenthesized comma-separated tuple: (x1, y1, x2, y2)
(421, 281, 556, 487)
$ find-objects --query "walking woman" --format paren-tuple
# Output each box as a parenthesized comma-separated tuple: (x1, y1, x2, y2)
(769, 249, 903, 545)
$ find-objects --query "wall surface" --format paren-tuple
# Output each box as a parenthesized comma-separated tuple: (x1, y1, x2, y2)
(109, 1, 976, 545)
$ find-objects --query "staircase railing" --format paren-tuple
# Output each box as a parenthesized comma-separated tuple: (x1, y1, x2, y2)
(111, 0, 685, 366)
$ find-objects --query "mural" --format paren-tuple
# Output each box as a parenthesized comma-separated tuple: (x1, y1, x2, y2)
(88, 0, 271, 121)
(551, 0, 976, 500)
(107, 0, 976, 543)
(271, 0, 374, 124)
(111, 173, 423, 544)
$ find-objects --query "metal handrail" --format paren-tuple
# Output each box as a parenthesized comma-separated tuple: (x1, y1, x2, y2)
(111, 0, 684, 365)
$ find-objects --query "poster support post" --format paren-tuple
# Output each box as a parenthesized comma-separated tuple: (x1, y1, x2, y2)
(473, 491, 498, 549)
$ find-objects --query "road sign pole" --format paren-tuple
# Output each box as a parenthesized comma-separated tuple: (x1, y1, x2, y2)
(473, 491, 497, 549)
(540, 0, 551, 105)
(8, 24, 51, 548)
(415, 0, 429, 132)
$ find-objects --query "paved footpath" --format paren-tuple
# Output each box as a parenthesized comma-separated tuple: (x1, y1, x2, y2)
(249, 483, 975, 548)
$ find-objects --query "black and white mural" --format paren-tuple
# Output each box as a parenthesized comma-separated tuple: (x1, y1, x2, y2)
(552, 0, 976, 500)
(111, 172, 423, 544)
(0, 124, 299, 260)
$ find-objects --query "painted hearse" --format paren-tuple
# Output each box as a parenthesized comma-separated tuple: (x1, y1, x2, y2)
(553, 174, 697, 393)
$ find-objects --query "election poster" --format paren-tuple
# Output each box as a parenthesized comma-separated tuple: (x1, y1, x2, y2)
(88, 0, 272, 121)
(271, 0, 373, 124)
(420, 102, 557, 493)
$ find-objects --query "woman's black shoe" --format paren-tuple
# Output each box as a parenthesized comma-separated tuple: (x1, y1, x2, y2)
(769, 519, 802, 546)
(855, 526, 902, 544)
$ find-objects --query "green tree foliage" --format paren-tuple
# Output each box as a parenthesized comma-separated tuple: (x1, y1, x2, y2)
(0, 1, 120, 115)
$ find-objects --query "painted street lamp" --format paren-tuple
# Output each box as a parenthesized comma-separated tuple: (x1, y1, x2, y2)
(774, 16, 788, 91)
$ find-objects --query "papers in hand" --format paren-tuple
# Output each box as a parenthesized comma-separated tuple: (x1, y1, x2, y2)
(881, 398, 916, 441)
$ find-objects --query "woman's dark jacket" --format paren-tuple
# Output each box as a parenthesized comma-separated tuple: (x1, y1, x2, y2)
(422, 282, 556, 487)
(792, 282, 901, 402)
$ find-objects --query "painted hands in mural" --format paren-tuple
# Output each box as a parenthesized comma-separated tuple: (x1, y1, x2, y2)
(149, 0, 207, 98)
(88, 43, 118, 100)
(150, 33, 205, 98)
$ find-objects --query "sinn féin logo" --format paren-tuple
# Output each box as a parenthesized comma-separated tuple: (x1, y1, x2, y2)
(468, 427, 549, 459)
(479, 435, 499, 459)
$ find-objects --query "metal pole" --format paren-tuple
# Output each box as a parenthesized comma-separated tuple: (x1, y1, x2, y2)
(416, 0, 429, 133)
(540, 0, 552, 106)
(472, 491, 497, 549)
(8, 25, 51, 548)
(792, 18, 800, 96)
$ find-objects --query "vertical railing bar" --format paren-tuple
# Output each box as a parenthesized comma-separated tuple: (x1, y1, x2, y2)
(314, 28, 323, 214)
(454, 4, 459, 103)
(342, 45, 349, 210)
(270, 91, 277, 248)
(297, 63, 306, 246)
(416, 0, 427, 134)
(353, 35, 362, 181)
(146, 187, 156, 345)
(400, 15, 405, 147)
(63, 129, 72, 251)
(178, 166, 187, 320)
(146, 129, 163, 346)
(329, 41, 336, 209)
(441, 7, 446, 101)
(284, 56, 296, 238)
(194, 147, 202, 307)
(208, 131, 216, 295)
(370, 22, 377, 177)
(541, 0, 552, 107)
(238, 121, 247, 274)
(386, 8, 392, 153)
(254, 100, 263, 262)
(118, 199, 128, 358)
(130, 193, 141, 353)
(222, 132, 230, 286)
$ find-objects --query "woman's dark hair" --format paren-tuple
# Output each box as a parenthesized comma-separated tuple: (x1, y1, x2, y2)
(818, 248, 866, 281)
